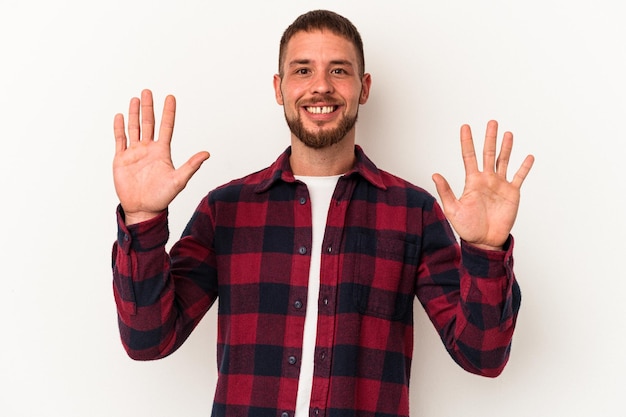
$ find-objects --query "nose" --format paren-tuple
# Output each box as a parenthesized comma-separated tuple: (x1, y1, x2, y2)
(311, 72, 333, 95)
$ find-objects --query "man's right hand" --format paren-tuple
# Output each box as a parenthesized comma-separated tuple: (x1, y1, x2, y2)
(113, 89, 210, 225)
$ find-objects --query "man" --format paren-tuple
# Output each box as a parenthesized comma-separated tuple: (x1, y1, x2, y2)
(112, 9, 534, 417)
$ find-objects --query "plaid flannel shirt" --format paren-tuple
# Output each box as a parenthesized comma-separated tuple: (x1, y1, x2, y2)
(112, 145, 520, 417)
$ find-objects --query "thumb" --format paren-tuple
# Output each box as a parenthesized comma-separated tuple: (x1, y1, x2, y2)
(176, 151, 211, 186)
(432, 173, 456, 208)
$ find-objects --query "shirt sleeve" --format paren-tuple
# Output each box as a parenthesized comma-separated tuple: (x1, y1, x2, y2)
(415, 200, 521, 377)
(111, 201, 218, 360)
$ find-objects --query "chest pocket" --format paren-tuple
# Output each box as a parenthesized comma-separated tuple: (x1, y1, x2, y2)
(352, 233, 419, 321)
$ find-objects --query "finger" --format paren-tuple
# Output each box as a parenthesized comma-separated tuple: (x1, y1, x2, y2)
(113, 113, 127, 154)
(496, 130, 513, 178)
(483, 120, 499, 172)
(511, 154, 535, 188)
(432, 173, 457, 211)
(460, 124, 479, 174)
(157, 94, 176, 144)
(141, 89, 155, 141)
(127, 96, 140, 144)
(175, 151, 211, 187)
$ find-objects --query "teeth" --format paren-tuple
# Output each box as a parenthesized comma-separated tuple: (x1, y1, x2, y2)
(306, 106, 335, 114)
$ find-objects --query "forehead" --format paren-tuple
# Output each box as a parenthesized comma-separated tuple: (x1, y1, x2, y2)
(283, 30, 359, 67)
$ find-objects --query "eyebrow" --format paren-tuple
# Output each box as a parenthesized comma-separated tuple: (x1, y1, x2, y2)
(288, 59, 355, 68)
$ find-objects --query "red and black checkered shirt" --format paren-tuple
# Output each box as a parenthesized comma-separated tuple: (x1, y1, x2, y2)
(113, 145, 520, 417)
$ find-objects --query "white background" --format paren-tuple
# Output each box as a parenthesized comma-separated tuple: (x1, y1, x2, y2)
(1, 1, 624, 416)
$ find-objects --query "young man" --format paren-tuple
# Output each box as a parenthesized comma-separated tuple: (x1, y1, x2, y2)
(112, 10, 534, 417)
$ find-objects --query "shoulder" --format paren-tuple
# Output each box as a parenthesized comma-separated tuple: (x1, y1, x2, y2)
(374, 168, 438, 210)
(207, 165, 274, 204)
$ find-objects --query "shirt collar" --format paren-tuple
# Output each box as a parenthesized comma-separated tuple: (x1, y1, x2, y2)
(255, 145, 387, 193)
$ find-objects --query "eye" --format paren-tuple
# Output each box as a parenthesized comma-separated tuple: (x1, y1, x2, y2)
(295, 68, 310, 75)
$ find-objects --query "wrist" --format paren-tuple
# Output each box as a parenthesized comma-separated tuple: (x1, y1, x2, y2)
(123, 210, 164, 226)
(464, 241, 503, 251)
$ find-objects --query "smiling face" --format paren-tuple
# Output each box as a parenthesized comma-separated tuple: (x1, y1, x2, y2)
(273, 30, 371, 149)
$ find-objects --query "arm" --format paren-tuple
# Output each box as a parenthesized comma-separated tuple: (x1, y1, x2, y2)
(112, 203, 218, 360)
(419, 120, 533, 376)
(416, 206, 520, 377)
(111, 90, 214, 359)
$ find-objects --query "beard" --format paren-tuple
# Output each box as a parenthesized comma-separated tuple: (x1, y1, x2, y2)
(284, 108, 358, 149)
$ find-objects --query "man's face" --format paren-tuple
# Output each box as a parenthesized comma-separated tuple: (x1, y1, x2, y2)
(273, 30, 371, 149)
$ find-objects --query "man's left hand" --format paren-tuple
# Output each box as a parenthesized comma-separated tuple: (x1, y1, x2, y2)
(432, 120, 535, 250)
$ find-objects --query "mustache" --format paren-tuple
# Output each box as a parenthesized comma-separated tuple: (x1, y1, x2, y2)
(298, 95, 342, 106)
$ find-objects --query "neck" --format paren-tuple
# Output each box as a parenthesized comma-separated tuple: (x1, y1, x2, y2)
(289, 134, 356, 176)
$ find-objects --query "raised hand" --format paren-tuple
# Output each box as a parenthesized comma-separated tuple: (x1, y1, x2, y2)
(432, 120, 534, 250)
(113, 89, 210, 225)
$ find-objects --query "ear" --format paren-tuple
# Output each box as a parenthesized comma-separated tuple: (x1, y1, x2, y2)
(273, 74, 284, 105)
(359, 73, 372, 105)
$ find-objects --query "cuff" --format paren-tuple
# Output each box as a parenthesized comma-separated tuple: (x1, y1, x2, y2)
(461, 235, 514, 278)
(116, 205, 169, 254)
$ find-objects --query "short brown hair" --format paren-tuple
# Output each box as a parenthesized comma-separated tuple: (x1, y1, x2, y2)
(278, 10, 365, 76)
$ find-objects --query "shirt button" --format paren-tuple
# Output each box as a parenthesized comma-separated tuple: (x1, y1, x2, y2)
(294, 300, 303, 309)
(323, 298, 329, 306)
(313, 408, 320, 416)
(299, 197, 307, 205)
(288, 356, 297, 365)
(326, 246, 332, 253)
(281, 413, 289, 417)
(320, 351, 326, 361)
(298, 246, 307, 255)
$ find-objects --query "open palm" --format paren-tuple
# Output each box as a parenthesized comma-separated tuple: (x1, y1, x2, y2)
(113, 90, 210, 225)
(432, 121, 534, 250)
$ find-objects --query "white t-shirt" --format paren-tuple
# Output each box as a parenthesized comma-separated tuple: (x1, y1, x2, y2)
(293, 175, 341, 417)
